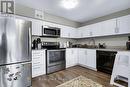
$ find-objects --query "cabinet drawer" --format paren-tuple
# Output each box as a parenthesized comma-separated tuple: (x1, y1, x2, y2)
(32, 53, 42, 57)
(32, 57, 44, 66)
(32, 64, 44, 77)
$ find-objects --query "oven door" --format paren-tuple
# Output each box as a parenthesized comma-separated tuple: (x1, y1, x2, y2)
(47, 49, 65, 67)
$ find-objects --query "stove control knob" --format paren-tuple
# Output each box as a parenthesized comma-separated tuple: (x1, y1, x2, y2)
(14, 77, 18, 80)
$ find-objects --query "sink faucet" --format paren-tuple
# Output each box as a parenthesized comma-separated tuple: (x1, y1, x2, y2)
(88, 38, 95, 46)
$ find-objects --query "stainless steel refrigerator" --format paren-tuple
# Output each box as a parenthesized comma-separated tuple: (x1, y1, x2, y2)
(0, 16, 32, 87)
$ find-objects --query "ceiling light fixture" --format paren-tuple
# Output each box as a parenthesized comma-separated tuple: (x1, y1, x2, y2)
(61, 0, 79, 9)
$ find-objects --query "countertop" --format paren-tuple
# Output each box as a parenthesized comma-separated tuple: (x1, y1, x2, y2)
(32, 48, 130, 52)
(66, 47, 130, 52)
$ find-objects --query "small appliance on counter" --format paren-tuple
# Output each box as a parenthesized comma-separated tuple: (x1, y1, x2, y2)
(37, 38, 42, 49)
(63, 41, 73, 48)
(32, 38, 42, 49)
(126, 36, 130, 50)
(98, 43, 106, 49)
(72, 44, 83, 48)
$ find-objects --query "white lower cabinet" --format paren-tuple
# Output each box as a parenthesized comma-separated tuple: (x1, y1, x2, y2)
(66, 48, 96, 70)
(32, 50, 46, 78)
(86, 49, 96, 69)
(66, 49, 78, 68)
(78, 49, 87, 66)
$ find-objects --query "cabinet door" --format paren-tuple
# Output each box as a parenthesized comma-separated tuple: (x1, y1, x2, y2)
(61, 26, 77, 38)
(117, 15, 130, 34)
(83, 25, 95, 38)
(78, 26, 91, 38)
(69, 28, 77, 38)
(78, 49, 87, 66)
(66, 49, 78, 68)
(77, 27, 84, 38)
(32, 19, 43, 36)
(61, 26, 70, 38)
(92, 23, 102, 37)
(100, 19, 116, 36)
(86, 49, 96, 69)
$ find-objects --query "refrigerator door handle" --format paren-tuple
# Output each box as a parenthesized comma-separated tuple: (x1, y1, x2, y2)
(28, 26, 32, 60)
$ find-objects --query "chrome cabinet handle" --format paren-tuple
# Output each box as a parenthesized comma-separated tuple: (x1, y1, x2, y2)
(33, 62, 41, 65)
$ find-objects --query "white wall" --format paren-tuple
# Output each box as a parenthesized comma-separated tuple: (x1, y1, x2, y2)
(15, 4, 80, 28)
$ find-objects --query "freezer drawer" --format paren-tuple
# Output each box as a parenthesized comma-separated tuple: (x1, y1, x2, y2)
(0, 62, 32, 87)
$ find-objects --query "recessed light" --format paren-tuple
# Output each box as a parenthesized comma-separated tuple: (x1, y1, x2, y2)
(61, 0, 79, 9)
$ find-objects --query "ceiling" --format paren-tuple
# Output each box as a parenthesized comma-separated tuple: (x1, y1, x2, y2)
(15, 0, 130, 23)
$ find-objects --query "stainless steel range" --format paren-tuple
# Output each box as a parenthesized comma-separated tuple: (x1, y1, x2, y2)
(0, 16, 32, 87)
(42, 42, 66, 74)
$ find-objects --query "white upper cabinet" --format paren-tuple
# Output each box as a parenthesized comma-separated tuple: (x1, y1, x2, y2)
(100, 19, 117, 36)
(117, 15, 130, 34)
(78, 23, 101, 38)
(32, 19, 43, 36)
(60, 25, 77, 38)
(77, 27, 85, 38)
(78, 26, 92, 38)
(92, 23, 102, 37)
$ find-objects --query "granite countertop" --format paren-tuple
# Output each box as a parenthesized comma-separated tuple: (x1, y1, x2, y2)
(66, 47, 129, 52)
(32, 47, 130, 52)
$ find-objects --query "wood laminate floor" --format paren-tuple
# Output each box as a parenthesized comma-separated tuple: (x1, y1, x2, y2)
(32, 66, 116, 87)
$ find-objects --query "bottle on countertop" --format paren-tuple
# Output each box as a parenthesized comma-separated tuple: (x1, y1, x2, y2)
(37, 38, 42, 49)
(98, 43, 106, 48)
(126, 36, 130, 50)
(32, 39, 37, 49)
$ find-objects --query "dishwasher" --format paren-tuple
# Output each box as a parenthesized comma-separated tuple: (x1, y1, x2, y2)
(96, 50, 117, 74)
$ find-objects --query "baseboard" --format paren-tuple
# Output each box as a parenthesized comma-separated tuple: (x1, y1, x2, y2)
(66, 64, 97, 71)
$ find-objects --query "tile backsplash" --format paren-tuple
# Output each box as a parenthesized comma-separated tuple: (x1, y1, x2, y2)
(32, 35, 129, 49)
(75, 35, 129, 49)
(32, 36, 77, 48)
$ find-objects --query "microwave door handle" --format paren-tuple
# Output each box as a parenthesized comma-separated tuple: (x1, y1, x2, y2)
(42, 25, 44, 35)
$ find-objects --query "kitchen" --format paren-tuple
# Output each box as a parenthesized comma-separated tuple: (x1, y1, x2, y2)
(0, 0, 130, 87)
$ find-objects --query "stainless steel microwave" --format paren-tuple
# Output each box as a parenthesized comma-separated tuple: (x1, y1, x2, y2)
(42, 26, 60, 37)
